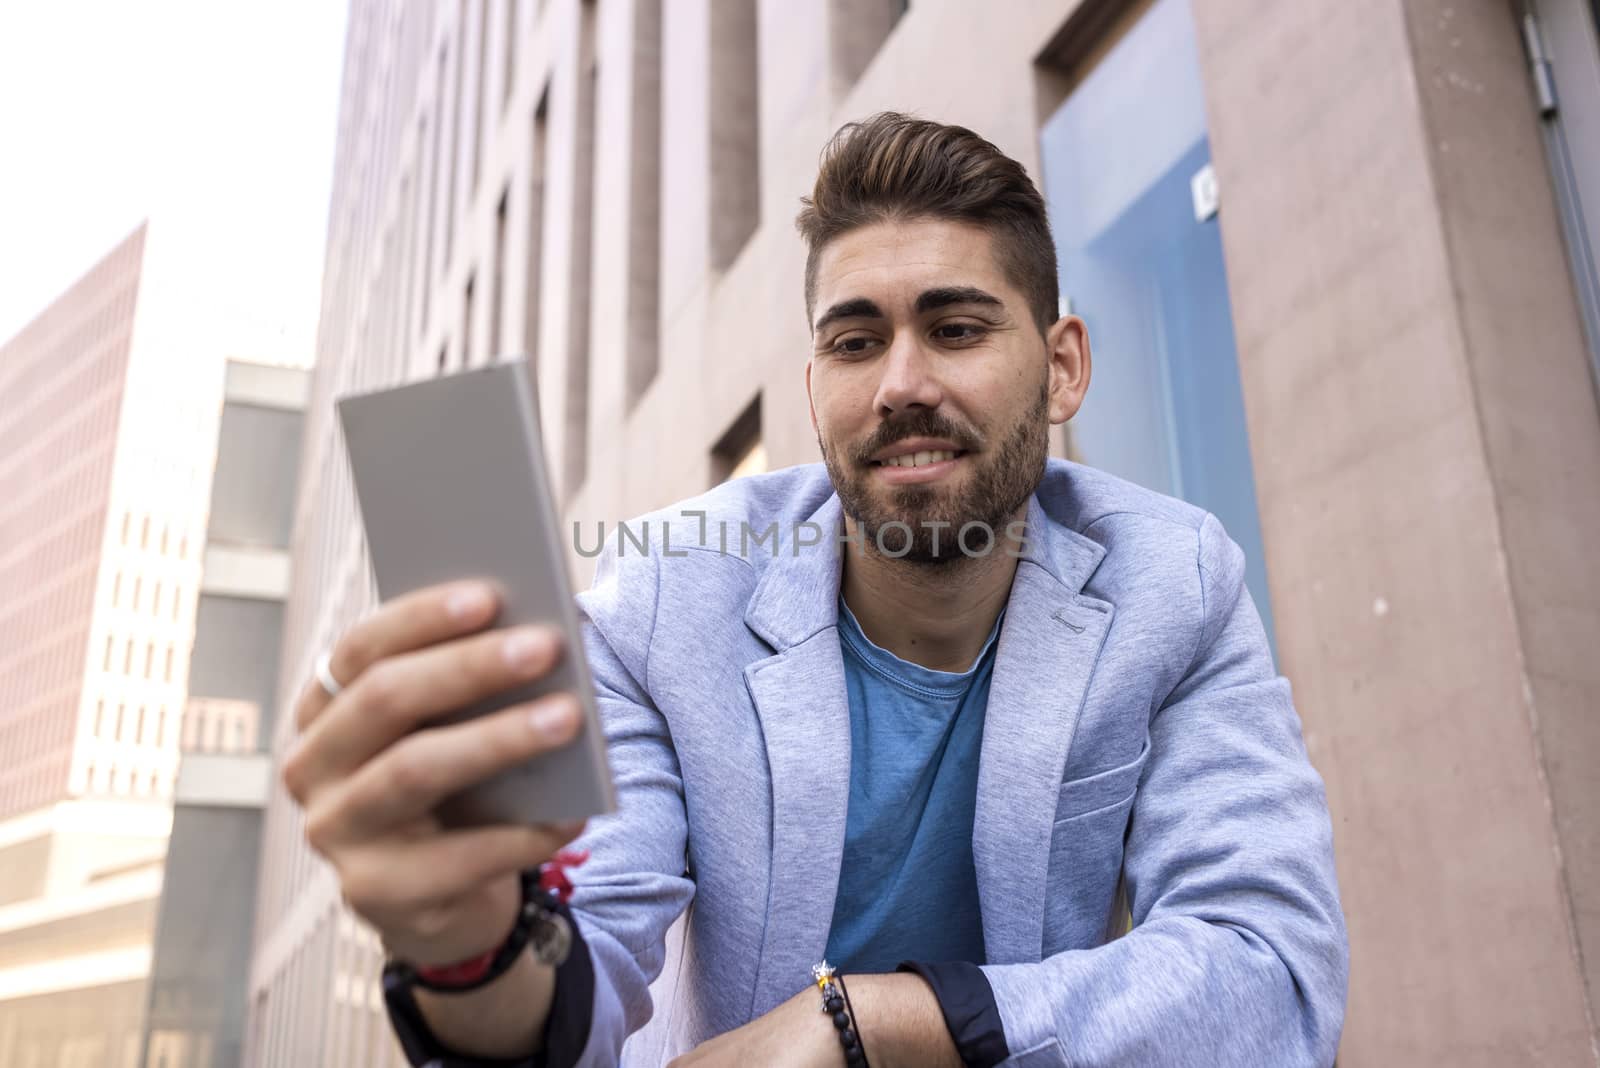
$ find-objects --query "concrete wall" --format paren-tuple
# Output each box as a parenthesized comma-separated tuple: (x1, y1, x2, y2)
(1191, 0, 1600, 1061)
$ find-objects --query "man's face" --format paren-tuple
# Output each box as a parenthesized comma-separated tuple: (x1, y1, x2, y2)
(806, 218, 1088, 563)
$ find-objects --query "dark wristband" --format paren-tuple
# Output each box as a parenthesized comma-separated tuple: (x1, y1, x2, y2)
(896, 960, 1008, 1068)
(382, 895, 595, 1068)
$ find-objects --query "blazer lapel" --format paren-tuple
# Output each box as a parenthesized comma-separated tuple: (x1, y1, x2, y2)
(742, 495, 851, 1016)
(974, 494, 1112, 963)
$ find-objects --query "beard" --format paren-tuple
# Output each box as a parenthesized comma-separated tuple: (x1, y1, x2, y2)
(819, 382, 1050, 565)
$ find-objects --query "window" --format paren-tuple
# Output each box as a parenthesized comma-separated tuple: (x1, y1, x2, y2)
(164, 645, 174, 684)
(140, 515, 149, 549)
(112, 572, 121, 607)
(123, 639, 133, 674)
(503, 0, 520, 113)
(524, 87, 549, 364)
(624, 0, 663, 407)
(470, 0, 488, 193)
(463, 273, 477, 367)
(560, 14, 599, 501)
(132, 575, 142, 612)
(104, 635, 113, 671)
(712, 395, 765, 484)
(144, 642, 154, 680)
(160, 524, 169, 554)
(152, 581, 161, 617)
(491, 188, 508, 361)
(707, 0, 760, 269)
(115, 703, 126, 740)
(121, 513, 130, 545)
(94, 699, 105, 735)
(827, 0, 906, 100)
(136, 705, 146, 744)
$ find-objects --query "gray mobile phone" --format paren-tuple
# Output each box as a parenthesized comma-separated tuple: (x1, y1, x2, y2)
(336, 358, 615, 827)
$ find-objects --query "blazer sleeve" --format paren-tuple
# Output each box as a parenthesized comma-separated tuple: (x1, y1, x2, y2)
(562, 540, 697, 1067)
(979, 512, 1350, 1067)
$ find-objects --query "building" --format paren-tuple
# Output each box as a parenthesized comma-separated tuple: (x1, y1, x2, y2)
(139, 361, 308, 1068)
(0, 222, 227, 1065)
(247, 0, 1600, 1063)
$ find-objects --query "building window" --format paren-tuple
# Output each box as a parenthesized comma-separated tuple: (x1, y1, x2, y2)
(624, 0, 663, 408)
(708, 0, 760, 269)
(132, 575, 142, 612)
(140, 515, 150, 549)
(152, 581, 162, 617)
(164, 645, 174, 684)
(827, 0, 906, 100)
(463, 272, 477, 367)
(104, 635, 114, 671)
(711, 394, 765, 484)
(112, 572, 121, 607)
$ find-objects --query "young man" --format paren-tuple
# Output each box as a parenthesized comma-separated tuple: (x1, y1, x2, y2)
(282, 113, 1349, 1066)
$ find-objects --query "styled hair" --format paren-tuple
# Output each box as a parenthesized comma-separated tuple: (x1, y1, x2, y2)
(795, 112, 1059, 335)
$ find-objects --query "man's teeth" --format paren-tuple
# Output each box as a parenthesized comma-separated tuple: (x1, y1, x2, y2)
(880, 449, 958, 468)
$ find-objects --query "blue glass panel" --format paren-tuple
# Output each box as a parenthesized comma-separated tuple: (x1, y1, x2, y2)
(1040, 0, 1277, 650)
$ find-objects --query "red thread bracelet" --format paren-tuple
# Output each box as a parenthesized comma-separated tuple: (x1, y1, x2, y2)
(412, 849, 589, 987)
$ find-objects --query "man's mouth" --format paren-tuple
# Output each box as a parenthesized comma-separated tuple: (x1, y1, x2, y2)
(870, 448, 968, 469)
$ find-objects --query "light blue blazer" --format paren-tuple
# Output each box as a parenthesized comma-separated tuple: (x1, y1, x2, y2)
(566, 459, 1348, 1066)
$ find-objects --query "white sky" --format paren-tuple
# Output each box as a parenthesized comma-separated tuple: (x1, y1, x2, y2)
(0, 1, 349, 361)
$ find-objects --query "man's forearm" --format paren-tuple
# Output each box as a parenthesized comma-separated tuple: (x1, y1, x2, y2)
(846, 972, 963, 1068)
(414, 948, 556, 1059)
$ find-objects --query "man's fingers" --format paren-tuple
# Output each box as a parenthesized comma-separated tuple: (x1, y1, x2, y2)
(304, 693, 583, 842)
(293, 580, 500, 733)
(282, 621, 565, 803)
(337, 821, 586, 921)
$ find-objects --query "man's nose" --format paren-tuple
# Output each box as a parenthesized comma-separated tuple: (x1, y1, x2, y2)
(872, 331, 943, 416)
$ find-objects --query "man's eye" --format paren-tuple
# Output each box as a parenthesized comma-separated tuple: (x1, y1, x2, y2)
(833, 336, 876, 355)
(934, 323, 985, 342)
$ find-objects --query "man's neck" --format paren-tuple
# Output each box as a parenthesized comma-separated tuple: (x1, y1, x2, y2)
(839, 510, 1025, 673)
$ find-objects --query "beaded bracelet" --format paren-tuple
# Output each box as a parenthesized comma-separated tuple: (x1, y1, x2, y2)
(812, 961, 872, 1068)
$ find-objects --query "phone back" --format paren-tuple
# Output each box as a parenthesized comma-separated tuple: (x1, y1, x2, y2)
(336, 358, 615, 826)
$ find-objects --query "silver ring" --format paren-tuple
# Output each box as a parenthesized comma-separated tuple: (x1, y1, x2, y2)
(314, 651, 344, 699)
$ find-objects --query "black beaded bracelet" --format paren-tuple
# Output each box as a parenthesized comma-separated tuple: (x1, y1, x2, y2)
(812, 961, 872, 1068)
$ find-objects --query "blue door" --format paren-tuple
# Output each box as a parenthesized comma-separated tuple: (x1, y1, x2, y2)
(1040, 0, 1277, 650)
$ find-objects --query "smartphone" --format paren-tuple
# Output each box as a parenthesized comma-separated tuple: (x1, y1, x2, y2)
(336, 357, 615, 827)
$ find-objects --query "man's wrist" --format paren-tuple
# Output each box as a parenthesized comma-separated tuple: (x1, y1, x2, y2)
(836, 972, 962, 1068)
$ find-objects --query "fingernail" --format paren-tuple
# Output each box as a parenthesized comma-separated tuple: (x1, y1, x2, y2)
(447, 584, 492, 620)
(502, 629, 553, 669)
(529, 701, 577, 740)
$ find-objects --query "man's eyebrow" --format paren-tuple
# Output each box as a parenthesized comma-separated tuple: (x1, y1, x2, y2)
(813, 298, 884, 335)
(915, 286, 1004, 314)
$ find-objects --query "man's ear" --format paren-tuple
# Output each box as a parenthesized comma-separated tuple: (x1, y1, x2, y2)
(1045, 315, 1091, 424)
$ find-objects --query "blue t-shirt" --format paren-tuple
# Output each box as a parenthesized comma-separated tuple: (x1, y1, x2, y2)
(823, 598, 1001, 974)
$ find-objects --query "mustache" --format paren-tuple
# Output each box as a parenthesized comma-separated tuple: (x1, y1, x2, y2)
(847, 411, 981, 465)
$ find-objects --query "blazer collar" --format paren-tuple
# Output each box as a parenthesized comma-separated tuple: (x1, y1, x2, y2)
(742, 489, 1108, 652)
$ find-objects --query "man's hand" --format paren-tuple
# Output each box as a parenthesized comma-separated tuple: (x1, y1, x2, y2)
(668, 974, 961, 1068)
(279, 580, 586, 1056)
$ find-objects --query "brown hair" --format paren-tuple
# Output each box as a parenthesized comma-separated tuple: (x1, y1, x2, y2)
(795, 112, 1059, 335)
